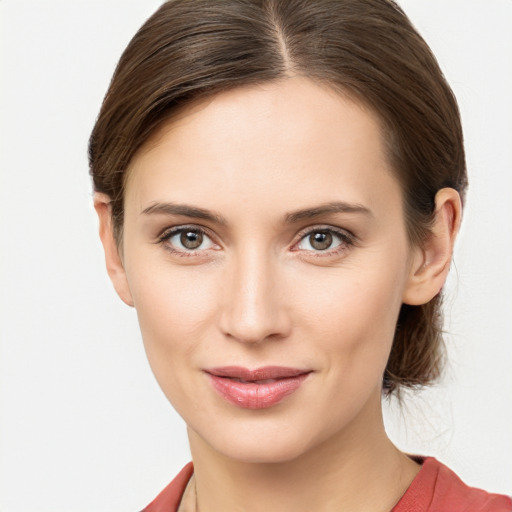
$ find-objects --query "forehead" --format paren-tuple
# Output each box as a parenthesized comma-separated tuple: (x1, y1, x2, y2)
(126, 77, 402, 221)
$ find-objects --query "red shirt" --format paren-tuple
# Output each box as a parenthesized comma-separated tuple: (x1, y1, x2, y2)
(143, 458, 511, 512)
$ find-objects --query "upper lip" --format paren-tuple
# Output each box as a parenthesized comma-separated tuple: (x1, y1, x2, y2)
(205, 366, 311, 381)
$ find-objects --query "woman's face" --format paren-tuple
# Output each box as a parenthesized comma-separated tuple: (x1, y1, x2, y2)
(120, 77, 418, 463)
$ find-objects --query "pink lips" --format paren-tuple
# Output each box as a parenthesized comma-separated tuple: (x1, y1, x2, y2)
(205, 366, 311, 409)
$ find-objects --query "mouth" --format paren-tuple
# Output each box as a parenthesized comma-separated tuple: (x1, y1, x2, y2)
(205, 366, 312, 409)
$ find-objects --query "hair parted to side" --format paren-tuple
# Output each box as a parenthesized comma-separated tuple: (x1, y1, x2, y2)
(89, 0, 467, 396)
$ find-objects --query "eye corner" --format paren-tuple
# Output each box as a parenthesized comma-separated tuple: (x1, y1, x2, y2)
(155, 224, 221, 258)
(292, 225, 357, 258)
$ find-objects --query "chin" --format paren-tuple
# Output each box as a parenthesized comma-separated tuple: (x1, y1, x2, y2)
(189, 416, 326, 465)
(214, 438, 313, 464)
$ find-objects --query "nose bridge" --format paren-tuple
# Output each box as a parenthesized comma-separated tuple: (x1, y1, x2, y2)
(220, 244, 290, 344)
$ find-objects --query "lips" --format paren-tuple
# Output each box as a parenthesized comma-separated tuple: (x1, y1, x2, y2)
(205, 366, 311, 409)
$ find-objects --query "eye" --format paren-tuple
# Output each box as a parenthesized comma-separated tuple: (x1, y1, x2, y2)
(158, 226, 218, 254)
(295, 227, 354, 255)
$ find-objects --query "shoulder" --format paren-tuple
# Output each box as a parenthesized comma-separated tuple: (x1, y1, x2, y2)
(141, 462, 194, 512)
(393, 457, 512, 512)
(140, 458, 511, 512)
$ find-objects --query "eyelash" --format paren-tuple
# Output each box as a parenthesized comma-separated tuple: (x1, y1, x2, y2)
(156, 224, 219, 258)
(293, 225, 355, 258)
(156, 224, 356, 259)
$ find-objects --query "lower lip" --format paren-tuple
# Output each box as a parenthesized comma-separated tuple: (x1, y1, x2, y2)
(207, 373, 310, 409)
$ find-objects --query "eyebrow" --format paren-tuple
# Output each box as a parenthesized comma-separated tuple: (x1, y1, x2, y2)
(284, 201, 372, 223)
(142, 202, 228, 225)
(141, 200, 372, 225)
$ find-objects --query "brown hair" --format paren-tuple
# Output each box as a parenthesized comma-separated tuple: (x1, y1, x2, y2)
(89, 0, 467, 396)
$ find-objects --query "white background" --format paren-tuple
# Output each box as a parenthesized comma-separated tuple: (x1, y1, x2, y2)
(0, 1, 511, 510)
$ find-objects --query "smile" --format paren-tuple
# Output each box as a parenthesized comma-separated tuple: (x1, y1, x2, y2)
(205, 366, 311, 409)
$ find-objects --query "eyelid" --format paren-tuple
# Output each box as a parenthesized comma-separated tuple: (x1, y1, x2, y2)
(155, 223, 357, 258)
(291, 225, 357, 254)
(156, 224, 221, 255)
(156, 223, 215, 242)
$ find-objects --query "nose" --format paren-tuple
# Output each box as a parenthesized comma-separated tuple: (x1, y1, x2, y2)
(218, 247, 292, 345)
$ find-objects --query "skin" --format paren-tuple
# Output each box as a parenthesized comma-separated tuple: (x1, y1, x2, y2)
(96, 77, 461, 511)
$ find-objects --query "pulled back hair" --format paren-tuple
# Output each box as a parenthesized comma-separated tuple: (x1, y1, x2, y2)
(89, 0, 467, 396)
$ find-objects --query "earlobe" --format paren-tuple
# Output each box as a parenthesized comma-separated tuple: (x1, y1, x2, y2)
(402, 188, 462, 306)
(94, 193, 134, 307)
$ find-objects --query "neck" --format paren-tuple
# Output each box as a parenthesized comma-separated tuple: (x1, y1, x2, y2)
(188, 393, 420, 512)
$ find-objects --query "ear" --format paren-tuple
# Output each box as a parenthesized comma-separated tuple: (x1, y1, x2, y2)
(402, 188, 462, 306)
(94, 193, 134, 307)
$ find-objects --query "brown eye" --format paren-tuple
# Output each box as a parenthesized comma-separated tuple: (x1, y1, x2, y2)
(295, 228, 351, 255)
(160, 226, 217, 255)
(309, 231, 333, 250)
(180, 230, 203, 249)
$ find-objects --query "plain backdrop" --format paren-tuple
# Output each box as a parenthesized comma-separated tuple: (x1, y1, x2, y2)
(0, 1, 511, 511)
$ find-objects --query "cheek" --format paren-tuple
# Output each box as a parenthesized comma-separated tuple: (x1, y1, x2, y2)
(296, 258, 404, 330)
(294, 260, 405, 379)
(126, 260, 227, 416)
(126, 259, 219, 369)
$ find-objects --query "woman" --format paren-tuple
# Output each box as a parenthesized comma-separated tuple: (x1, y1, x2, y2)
(89, 0, 511, 510)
